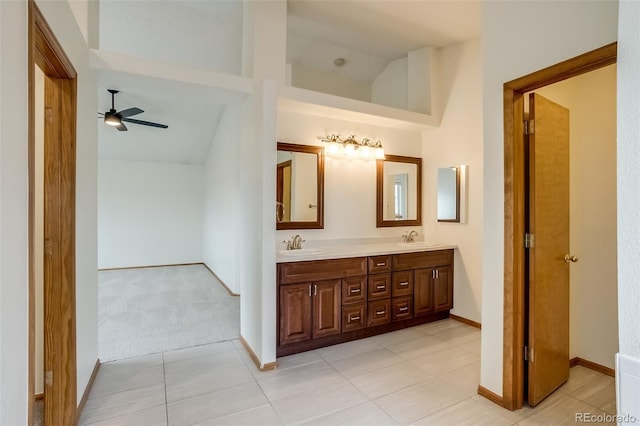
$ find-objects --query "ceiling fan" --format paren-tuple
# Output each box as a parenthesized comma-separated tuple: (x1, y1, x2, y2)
(99, 89, 168, 131)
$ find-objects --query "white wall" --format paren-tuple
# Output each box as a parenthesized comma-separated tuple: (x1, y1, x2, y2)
(203, 106, 243, 294)
(99, 0, 243, 74)
(481, 0, 618, 395)
(292, 65, 372, 103)
(0, 0, 99, 422)
(276, 109, 423, 244)
(423, 38, 483, 324)
(617, 3, 640, 419)
(0, 2, 30, 422)
(98, 160, 204, 269)
(372, 58, 408, 111)
(533, 65, 618, 369)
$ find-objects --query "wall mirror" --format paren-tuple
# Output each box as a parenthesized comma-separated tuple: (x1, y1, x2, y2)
(276, 142, 324, 230)
(437, 166, 461, 222)
(376, 155, 422, 227)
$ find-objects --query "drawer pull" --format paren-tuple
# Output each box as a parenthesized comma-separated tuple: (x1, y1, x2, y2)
(376, 310, 386, 316)
(399, 282, 409, 286)
(376, 285, 386, 290)
(399, 307, 409, 312)
(376, 262, 386, 266)
(350, 288, 361, 293)
(349, 316, 361, 321)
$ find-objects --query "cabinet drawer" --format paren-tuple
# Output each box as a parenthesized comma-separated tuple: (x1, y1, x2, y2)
(392, 271, 414, 297)
(342, 276, 366, 305)
(367, 274, 391, 300)
(367, 299, 391, 327)
(368, 255, 392, 274)
(342, 303, 366, 332)
(279, 257, 367, 284)
(392, 296, 413, 321)
(392, 250, 453, 271)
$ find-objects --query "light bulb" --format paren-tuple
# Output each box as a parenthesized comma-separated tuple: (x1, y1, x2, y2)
(360, 145, 371, 159)
(345, 144, 356, 156)
(327, 142, 339, 155)
(375, 147, 385, 159)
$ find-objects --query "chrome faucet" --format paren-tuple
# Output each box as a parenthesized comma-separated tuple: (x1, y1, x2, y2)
(403, 230, 419, 243)
(283, 234, 304, 250)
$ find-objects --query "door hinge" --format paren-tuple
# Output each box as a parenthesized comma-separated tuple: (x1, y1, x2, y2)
(524, 233, 535, 248)
(524, 119, 535, 135)
(524, 346, 534, 362)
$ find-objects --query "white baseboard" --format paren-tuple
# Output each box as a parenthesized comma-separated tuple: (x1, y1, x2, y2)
(616, 353, 640, 424)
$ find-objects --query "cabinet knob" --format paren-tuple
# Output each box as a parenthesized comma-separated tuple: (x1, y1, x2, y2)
(376, 262, 386, 266)
(376, 310, 386, 316)
(399, 282, 409, 286)
(376, 285, 386, 290)
(349, 315, 360, 321)
(399, 306, 408, 312)
(350, 288, 361, 293)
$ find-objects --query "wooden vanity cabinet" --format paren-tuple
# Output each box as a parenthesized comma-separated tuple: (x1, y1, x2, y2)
(279, 279, 342, 345)
(393, 250, 454, 317)
(278, 257, 366, 349)
(278, 250, 453, 357)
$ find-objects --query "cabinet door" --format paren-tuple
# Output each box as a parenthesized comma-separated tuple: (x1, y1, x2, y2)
(342, 276, 366, 305)
(392, 270, 414, 297)
(280, 283, 312, 345)
(368, 274, 391, 300)
(392, 296, 413, 321)
(342, 303, 366, 332)
(367, 298, 391, 327)
(414, 268, 435, 317)
(434, 266, 453, 312)
(313, 279, 342, 338)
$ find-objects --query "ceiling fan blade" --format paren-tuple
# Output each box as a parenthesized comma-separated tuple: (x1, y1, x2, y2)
(122, 117, 168, 129)
(115, 122, 128, 131)
(117, 107, 144, 118)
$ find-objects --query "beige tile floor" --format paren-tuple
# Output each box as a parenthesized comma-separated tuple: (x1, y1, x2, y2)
(79, 319, 616, 425)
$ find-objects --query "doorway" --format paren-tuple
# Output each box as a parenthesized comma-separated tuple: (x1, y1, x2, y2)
(501, 43, 617, 410)
(29, 1, 78, 425)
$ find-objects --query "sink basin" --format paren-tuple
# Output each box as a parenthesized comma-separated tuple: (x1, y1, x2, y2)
(397, 242, 439, 248)
(279, 248, 326, 256)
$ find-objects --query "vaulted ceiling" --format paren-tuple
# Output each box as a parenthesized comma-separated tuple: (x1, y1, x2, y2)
(97, 0, 481, 165)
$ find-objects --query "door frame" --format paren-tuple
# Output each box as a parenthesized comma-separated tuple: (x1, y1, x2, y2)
(501, 42, 617, 410)
(28, 1, 78, 425)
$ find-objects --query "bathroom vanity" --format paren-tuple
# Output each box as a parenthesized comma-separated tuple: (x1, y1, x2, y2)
(277, 245, 454, 357)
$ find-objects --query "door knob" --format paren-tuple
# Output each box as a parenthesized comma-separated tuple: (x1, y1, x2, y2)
(564, 254, 579, 263)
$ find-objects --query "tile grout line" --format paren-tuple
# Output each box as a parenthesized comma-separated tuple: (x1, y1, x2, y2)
(162, 352, 169, 426)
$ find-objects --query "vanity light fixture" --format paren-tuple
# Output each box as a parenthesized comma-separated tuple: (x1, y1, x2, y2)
(320, 134, 385, 160)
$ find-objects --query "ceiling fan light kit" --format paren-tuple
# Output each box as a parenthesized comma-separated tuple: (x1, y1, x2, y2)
(99, 89, 168, 131)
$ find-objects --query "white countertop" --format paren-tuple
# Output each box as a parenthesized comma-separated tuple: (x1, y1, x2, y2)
(276, 239, 457, 263)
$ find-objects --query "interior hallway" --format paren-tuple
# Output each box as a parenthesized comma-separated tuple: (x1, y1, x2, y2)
(79, 319, 615, 425)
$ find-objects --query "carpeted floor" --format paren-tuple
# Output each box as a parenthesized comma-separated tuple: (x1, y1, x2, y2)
(98, 264, 240, 362)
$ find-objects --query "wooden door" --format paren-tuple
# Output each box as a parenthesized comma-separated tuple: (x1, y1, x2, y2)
(276, 160, 292, 222)
(312, 279, 341, 338)
(414, 268, 434, 316)
(527, 93, 571, 406)
(434, 266, 453, 312)
(279, 283, 312, 345)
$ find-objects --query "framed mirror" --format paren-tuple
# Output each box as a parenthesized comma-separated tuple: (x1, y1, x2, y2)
(376, 155, 422, 227)
(437, 166, 461, 222)
(276, 142, 324, 230)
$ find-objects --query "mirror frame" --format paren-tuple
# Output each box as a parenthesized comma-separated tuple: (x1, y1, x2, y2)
(376, 154, 422, 227)
(276, 142, 325, 230)
(437, 166, 461, 223)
